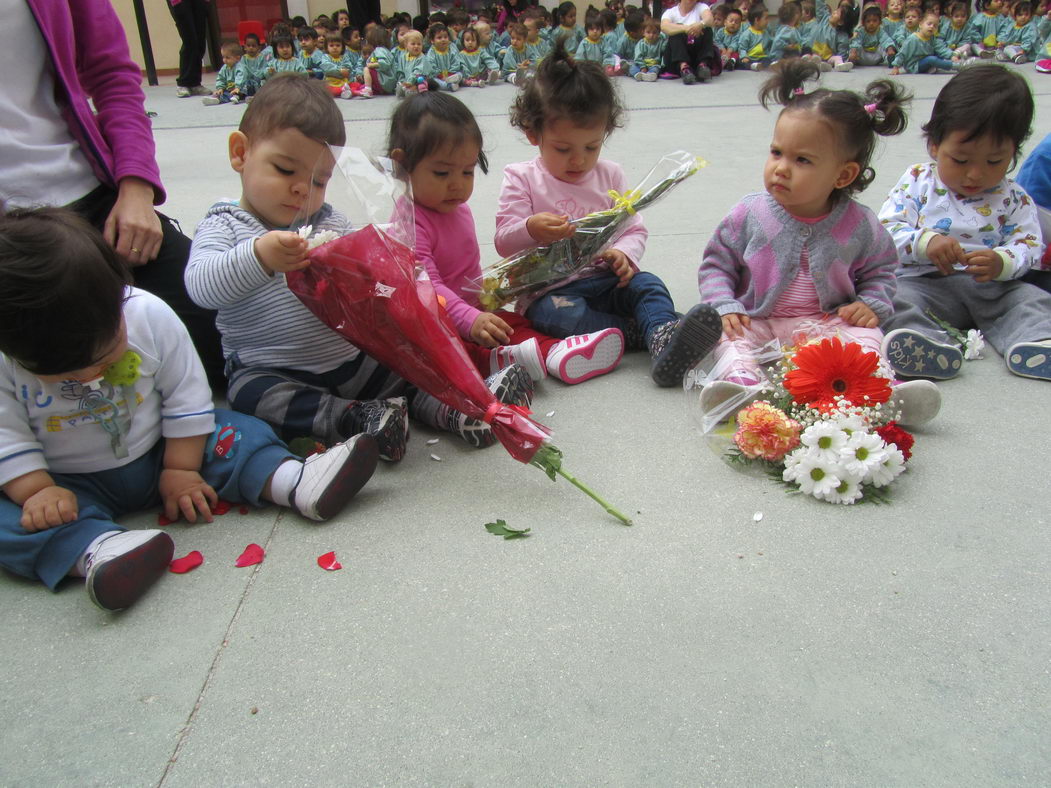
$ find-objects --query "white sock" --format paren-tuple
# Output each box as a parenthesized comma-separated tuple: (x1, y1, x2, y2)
(73, 530, 121, 577)
(268, 459, 303, 507)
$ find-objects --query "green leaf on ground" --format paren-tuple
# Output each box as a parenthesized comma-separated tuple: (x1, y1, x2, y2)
(484, 519, 531, 540)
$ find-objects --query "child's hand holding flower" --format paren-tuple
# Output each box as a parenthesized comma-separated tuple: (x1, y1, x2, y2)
(526, 212, 574, 243)
(721, 312, 751, 339)
(471, 311, 513, 347)
(926, 234, 966, 275)
(963, 249, 1003, 282)
(255, 230, 310, 275)
(837, 300, 879, 328)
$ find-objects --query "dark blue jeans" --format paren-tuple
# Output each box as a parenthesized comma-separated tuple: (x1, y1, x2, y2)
(525, 272, 677, 346)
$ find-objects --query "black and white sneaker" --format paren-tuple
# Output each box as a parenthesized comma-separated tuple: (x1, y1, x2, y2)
(649, 304, 722, 387)
(450, 363, 534, 448)
(344, 397, 409, 462)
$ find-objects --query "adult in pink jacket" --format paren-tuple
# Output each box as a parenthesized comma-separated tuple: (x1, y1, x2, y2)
(0, 0, 223, 385)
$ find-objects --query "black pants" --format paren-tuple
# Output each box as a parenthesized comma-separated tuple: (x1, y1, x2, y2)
(67, 185, 225, 389)
(664, 29, 718, 73)
(166, 0, 209, 88)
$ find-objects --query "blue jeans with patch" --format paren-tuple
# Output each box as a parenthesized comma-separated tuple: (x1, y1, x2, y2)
(524, 271, 677, 346)
(917, 55, 954, 73)
(0, 409, 294, 589)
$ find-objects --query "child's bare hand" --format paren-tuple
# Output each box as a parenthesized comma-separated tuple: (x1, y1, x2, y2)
(21, 486, 78, 532)
(601, 249, 635, 287)
(159, 469, 217, 524)
(255, 231, 309, 274)
(837, 300, 879, 328)
(964, 249, 1003, 282)
(471, 311, 513, 347)
(722, 313, 751, 339)
(526, 212, 574, 243)
(926, 234, 966, 275)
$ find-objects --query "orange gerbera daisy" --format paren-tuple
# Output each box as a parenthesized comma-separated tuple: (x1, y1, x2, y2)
(783, 338, 891, 407)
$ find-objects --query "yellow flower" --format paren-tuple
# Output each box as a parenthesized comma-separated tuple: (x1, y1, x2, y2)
(733, 401, 801, 462)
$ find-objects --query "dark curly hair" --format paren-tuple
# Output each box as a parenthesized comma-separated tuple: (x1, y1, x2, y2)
(759, 59, 911, 199)
(509, 38, 624, 137)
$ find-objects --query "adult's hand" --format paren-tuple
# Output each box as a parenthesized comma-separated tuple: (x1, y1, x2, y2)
(103, 176, 162, 266)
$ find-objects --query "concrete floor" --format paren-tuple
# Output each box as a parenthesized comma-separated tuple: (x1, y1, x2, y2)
(2, 67, 1050, 786)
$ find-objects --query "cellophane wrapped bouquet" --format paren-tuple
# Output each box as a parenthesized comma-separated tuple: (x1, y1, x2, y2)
(685, 326, 916, 505)
(474, 150, 706, 311)
(285, 147, 631, 524)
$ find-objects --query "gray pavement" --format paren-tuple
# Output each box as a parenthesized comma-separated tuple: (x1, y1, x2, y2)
(2, 68, 1050, 786)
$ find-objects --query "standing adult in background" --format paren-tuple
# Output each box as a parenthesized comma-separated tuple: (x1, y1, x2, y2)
(167, 0, 211, 98)
(347, 0, 383, 34)
(0, 0, 224, 385)
(661, 0, 720, 83)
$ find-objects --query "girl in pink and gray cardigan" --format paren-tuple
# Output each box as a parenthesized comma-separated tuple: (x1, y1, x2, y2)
(697, 60, 940, 427)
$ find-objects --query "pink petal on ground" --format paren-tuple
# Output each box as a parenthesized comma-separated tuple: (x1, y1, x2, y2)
(157, 513, 175, 526)
(238, 506, 249, 515)
(235, 543, 265, 567)
(317, 551, 342, 571)
(213, 500, 232, 515)
(169, 550, 204, 574)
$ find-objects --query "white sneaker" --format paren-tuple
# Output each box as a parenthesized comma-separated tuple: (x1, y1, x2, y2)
(85, 530, 174, 611)
(642, 71, 658, 82)
(201, 96, 220, 106)
(175, 86, 190, 98)
(230, 94, 241, 104)
(290, 434, 379, 521)
(890, 380, 941, 427)
(487, 69, 501, 84)
(449, 80, 460, 91)
(447, 72, 462, 84)
(817, 60, 833, 72)
(545, 328, 624, 384)
(833, 61, 854, 71)
(490, 337, 548, 381)
(634, 71, 645, 81)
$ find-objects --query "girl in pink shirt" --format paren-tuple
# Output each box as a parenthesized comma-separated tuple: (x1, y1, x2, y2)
(388, 92, 624, 385)
(497, 41, 721, 387)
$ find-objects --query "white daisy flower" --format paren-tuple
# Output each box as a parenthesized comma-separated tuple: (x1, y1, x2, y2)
(836, 411, 868, 436)
(840, 431, 889, 480)
(867, 446, 907, 487)
(816, 473, 864, 505)
(963, 329, 985, 360)
(782, 447, 808, 482)
(790, 451, 843, 497)
(800, 421, 849, 462)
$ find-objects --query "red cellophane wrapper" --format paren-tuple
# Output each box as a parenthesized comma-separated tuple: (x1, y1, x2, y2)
(285, 148, 549, 463)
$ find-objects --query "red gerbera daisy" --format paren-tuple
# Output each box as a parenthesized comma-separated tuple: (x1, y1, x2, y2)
(784, 338, 892, 408)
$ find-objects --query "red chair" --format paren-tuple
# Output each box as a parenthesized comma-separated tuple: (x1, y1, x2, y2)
(237, 20, 265, 45)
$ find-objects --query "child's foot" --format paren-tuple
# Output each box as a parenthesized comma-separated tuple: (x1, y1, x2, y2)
(833, 61, 854, 71)
(491, 337, 548, 382)
(695, 64, 712, 81)
(1006, 340, 1051, 380)
(355, 87, 373, 99)
(85, 530, 175, 612)
(291, 434, 379, 521)
(202, 96, 221, 105)
(343, 397, 409, 462)
(698, 380, 759, 422)
(680, 64, 697, 84)
(450, 363, 534, 448)
(882, 329, 963, 380)
(1036, 59, 1051, 73)
(545, 328, 624, 384)
(890, 380, 941, 427)
(649, 305, 723, 387)
(816, 60, 833, 72)
(487, 69, 502, 84)
(641, 70, 658, 81)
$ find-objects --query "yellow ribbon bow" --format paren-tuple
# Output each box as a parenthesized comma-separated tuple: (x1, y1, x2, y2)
(607, 189, 642, 215)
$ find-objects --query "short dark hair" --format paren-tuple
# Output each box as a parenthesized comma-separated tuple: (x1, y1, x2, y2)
(624, 10, 645, 33)
(387, 92, 489, 175)
(510, 38, 624, 136)
(221, 40, 244, 57)
(779, 2, 802, 23)
(427, 22, 449, 40)
(861, 3, 883, 21)
(1013, 0, 1032, 14)
(922, 64, 1034, 165)
(0, 207, 131, 375)
(508, 21, 528, 37)
(365, 25, 390, 48)
(747, 3, 768, 25)
(239, 73, 346, 146)
(244, 32, 261, 45)
(298, 26, 318, 40)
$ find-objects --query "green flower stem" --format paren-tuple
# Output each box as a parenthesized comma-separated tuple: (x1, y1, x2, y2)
(530, 444, 634, 526)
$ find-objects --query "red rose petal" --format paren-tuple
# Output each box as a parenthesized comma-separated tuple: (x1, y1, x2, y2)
(157, 513, 175, 526)
(169, 550, 204, 574)
(239, 506, 249, 515)
(235, 543, 265, 567)
(213, 500, 232, 516)
(317, 551, 342, 571)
